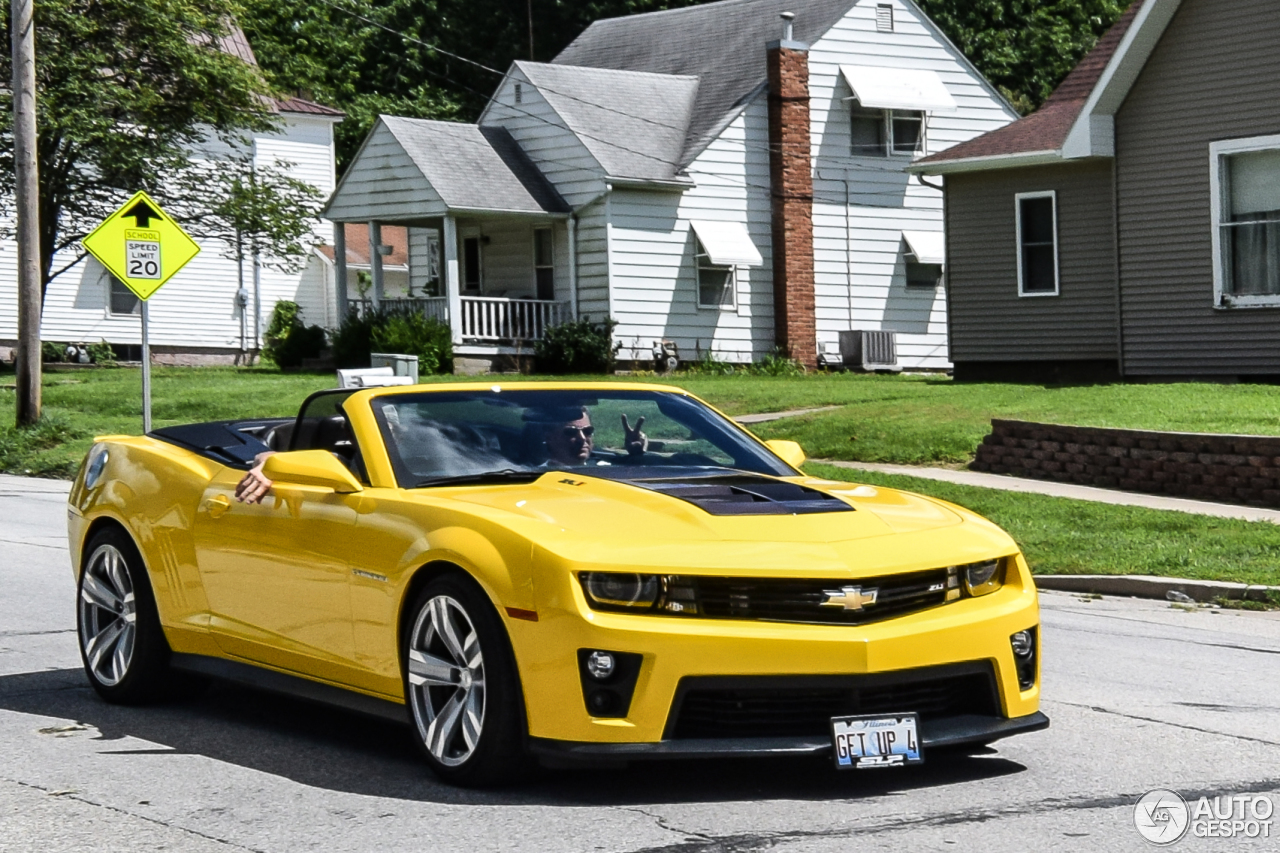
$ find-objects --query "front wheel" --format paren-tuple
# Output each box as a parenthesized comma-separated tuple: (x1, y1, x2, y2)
(77, 527, 172, 704)
(404, 574, 528, 786)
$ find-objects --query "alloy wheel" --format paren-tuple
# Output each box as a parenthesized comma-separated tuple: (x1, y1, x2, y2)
(78, 543, 137, 687)
(407, 595, 487, 767)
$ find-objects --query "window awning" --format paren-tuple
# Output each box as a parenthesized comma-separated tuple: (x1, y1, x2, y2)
(902, 231, 946, 265)
(691, 221, 763, 266)
(840, 66, 957, 113)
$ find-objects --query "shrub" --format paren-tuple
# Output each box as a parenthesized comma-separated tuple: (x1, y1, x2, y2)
(749, 350, 806, 377)
(264, 300, 326, 368)
(265, 300, 302, 342)
(86, 340, 116, 366)
(41, 341, 65, 363)
(331, 307, 452, 374)
(682, 350, 737, 376)
(370, 311, 453, 375)
(535, 316, 618, 374)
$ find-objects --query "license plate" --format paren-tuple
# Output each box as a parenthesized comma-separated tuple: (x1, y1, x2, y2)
(831, 713, 923, 769)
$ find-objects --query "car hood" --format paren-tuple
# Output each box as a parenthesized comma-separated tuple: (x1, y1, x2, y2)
(429, 471, 1014, 578)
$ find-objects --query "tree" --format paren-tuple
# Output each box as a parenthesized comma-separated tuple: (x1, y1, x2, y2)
(240, 0, 707, 166)
(917, 0, 1131, 114)
(242, 0, 1132, 170)
(0, 0, 324, 296)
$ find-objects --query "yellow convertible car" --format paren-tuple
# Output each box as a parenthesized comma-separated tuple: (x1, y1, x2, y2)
(67, 382, 1046, 785)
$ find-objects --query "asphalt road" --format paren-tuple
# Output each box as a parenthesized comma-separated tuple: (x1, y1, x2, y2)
(2, 474, 1278, 852)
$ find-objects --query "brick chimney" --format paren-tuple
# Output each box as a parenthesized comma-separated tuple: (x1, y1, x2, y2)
(767, 12, 816, 368)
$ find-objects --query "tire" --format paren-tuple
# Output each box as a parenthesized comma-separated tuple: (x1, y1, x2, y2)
(403, 573, 529, 786)
(76, 526, 172, 704)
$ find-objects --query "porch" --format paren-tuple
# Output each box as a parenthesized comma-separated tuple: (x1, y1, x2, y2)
(321, 117, 577, 352)
(353, 295, 571, 343)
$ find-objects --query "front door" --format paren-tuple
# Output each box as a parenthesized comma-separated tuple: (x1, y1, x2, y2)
(193, 467, 362, 684)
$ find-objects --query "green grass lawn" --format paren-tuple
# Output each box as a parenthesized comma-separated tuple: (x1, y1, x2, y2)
(2, 366, 1278, 585)
(806, 464, 1280, 587)
(5, 367, 1280, 475)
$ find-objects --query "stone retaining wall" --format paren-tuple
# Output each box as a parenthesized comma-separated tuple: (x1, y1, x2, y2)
(971, 420, 1280, 508)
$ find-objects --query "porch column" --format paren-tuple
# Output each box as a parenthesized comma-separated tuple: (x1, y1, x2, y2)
(442, 214, 463, 344)
(368, 220, 383, 310)
(567, 218, 578, 318)
(332, 221, 348, 319)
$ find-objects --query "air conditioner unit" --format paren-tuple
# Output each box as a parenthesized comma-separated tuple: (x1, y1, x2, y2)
(839, 330, 900, 372)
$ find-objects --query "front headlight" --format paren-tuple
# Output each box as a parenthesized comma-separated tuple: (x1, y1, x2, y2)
(580, 572, 660, 610)
(84, 444, 109, 490)
(962, 558, 1004, 597)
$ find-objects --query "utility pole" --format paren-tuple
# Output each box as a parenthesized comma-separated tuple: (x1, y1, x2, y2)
(11, 0, 41, 426)
(527, 0, 534, 60)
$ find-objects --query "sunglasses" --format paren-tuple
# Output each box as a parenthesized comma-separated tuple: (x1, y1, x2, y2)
(559, 426, 595, 439)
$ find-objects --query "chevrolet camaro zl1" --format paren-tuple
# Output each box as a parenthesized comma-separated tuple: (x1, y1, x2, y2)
(67, 382, 1047, 785)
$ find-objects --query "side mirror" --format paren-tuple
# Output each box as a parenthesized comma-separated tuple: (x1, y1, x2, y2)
(765, 439, 806, 470)
(262, 450, 363, 494)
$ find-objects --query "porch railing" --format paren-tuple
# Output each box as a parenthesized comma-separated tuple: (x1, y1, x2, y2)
(351, 296, 570, 342)
(460, 296, 571, 342)
(352, 297, 448, 324)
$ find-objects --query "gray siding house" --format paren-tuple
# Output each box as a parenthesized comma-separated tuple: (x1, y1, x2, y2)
(323, 0, 1017, 371)
(914, 0, 1280, 381)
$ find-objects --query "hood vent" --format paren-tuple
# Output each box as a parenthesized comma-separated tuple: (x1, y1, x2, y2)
(634, 475, 853, 516)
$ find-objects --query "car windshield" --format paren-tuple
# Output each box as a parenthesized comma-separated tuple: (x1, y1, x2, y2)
(367, 388, 795, 487)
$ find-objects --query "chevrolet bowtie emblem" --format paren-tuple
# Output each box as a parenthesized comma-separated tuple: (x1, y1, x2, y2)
(820, 585, 879, 611)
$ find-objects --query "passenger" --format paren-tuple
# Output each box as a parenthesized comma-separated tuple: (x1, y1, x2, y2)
(236, 452, 274, 504)
(237, 404, 650, 502)
(535, 406, 648, 466)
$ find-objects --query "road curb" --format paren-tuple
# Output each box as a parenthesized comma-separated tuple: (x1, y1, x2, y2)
(1036, 574, 1280, 603)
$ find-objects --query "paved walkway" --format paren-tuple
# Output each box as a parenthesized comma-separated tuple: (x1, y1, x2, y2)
(817, 459, 1280, 524)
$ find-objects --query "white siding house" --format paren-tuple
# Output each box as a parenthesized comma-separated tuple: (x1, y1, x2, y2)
(0, 35, 343, 364)
(323, 0, 1017, 370)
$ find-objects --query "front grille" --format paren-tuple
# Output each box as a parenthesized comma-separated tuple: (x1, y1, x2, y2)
(667, 664, 999, 740)
(687, 569, 949, 625)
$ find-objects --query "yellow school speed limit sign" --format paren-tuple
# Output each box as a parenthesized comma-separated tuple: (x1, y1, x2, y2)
(81, 190, 200, 300)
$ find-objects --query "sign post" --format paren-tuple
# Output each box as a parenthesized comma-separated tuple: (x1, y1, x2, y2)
(81, 191, 200, 432)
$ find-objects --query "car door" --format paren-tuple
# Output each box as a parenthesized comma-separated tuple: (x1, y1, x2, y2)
(192, 466, 363, 684)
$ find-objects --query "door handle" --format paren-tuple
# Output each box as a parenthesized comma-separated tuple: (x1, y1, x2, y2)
(205, 494, 231, 519)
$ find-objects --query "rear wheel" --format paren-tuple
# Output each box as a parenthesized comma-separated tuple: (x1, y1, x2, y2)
(404, 574, 528, 786)
(77, 527, 172, 704)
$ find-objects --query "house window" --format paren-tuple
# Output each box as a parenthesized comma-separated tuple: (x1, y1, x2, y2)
(463, 236, 482, 291)
(1016, 191, 1059, 296)
(696, 243, 736, 309)
(906, 262, 942, 288)
(533, 227, 554, 300)
(876, 4, 894, 33)
(1211, 137, 1280, 306)
(851, 106, 924, 157)
(108, 275, 140, 315)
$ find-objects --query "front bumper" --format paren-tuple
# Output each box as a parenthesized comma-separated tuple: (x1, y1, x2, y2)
(529, 711, 1050, 762)
(510, 554, 1044, 744)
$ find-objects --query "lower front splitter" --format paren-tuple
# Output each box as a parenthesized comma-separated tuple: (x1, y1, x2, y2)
(528, 711, 1049, 761)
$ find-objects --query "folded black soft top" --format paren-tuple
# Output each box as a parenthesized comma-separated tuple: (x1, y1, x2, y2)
(151, 419, 291, 469)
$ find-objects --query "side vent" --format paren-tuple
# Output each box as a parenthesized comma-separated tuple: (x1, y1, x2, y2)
(876, 4, 894, 33)
(839, 330, 900, 372)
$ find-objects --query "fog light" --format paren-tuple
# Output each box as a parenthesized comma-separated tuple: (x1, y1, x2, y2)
(585, 650, 615, 680)
(1011, 630, 1034, 658)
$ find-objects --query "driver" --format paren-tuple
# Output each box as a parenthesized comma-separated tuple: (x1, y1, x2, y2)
(535, 407, 648, 467)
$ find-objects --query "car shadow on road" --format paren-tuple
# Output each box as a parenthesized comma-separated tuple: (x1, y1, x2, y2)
(0, 668, 1028, 806)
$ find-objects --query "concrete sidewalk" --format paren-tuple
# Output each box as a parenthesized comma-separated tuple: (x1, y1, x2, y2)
(815, 459, 1280, 525)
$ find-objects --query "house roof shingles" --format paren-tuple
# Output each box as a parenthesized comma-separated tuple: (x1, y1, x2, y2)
(915, 0, 1144, 167)
(515, 61, 698, 183)
(554, 0, 857, 165)
(381, 116, 569, 214)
